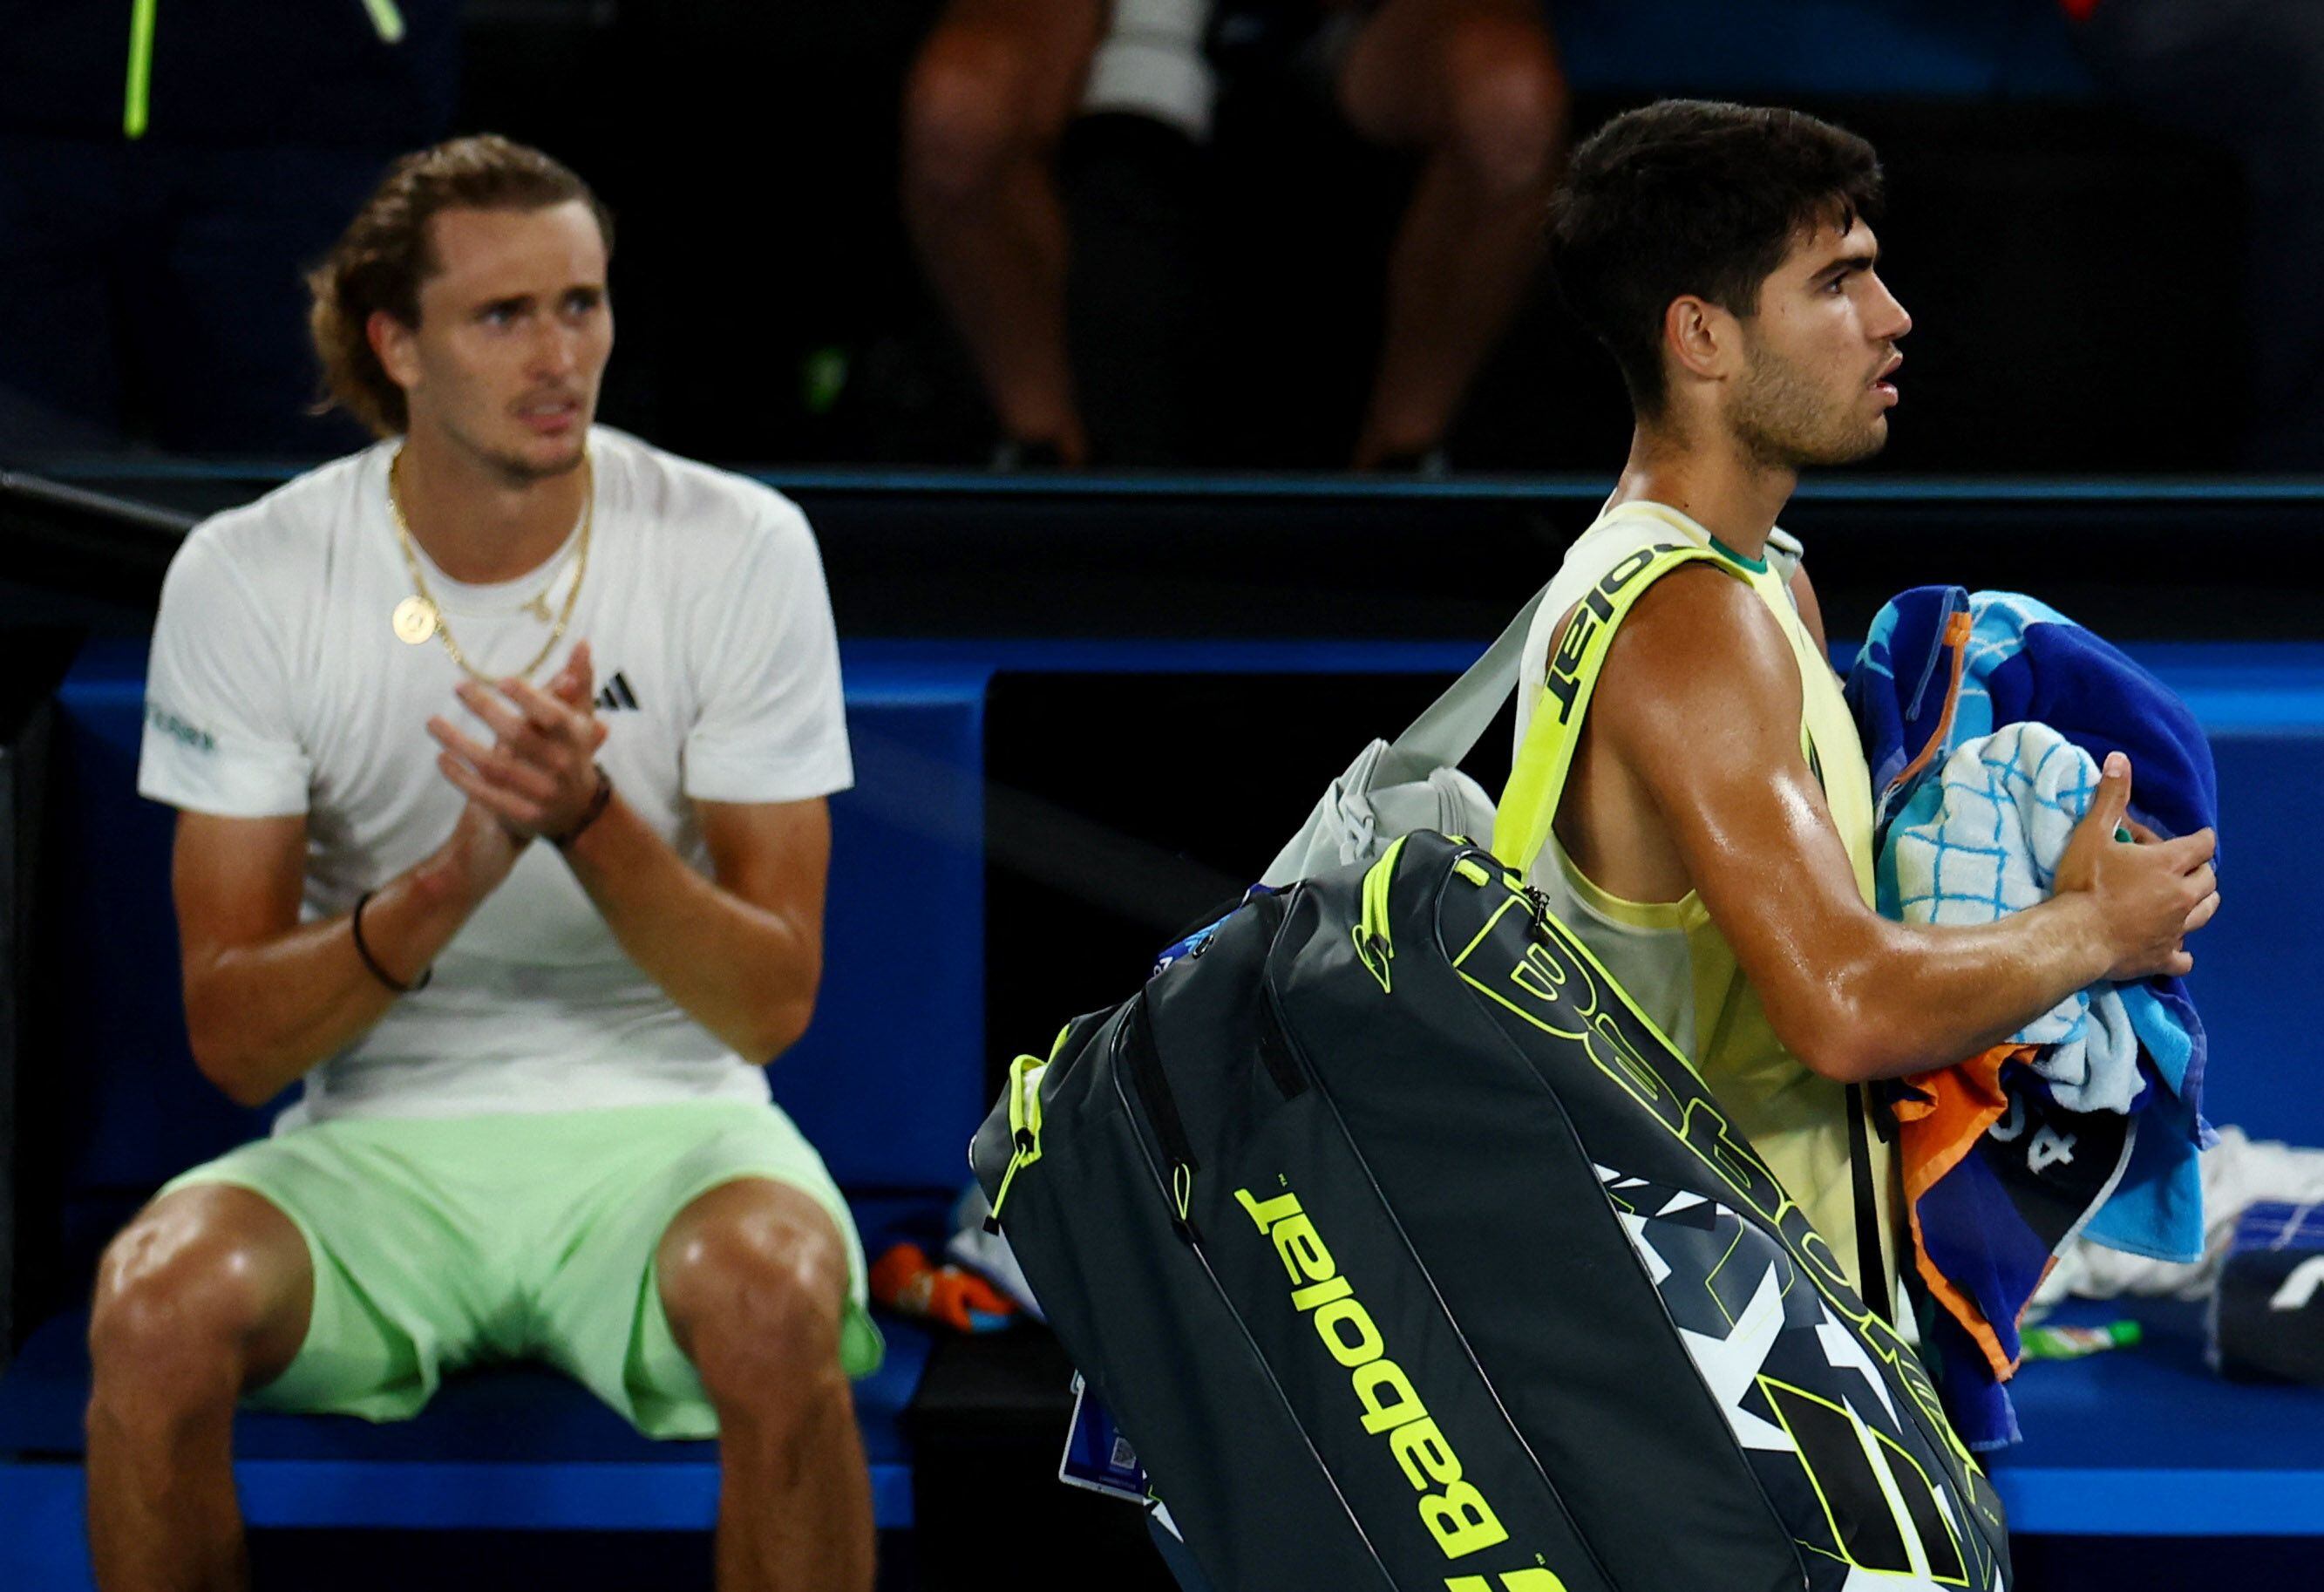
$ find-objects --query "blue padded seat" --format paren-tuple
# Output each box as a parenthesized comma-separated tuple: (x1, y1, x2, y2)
(0, 1310, 930, 1529)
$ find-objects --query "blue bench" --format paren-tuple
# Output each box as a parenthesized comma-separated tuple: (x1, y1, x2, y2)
(0, 643, 991, 1588)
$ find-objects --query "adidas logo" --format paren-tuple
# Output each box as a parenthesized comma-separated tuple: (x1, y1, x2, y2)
(595, 671, 640, 712)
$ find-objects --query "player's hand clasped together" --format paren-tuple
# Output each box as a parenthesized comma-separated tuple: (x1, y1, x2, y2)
(430, 639, 614, 844)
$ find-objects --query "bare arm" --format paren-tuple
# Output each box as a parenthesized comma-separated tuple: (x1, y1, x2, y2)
(561, 795, 828, 1062)
(173, 803, 520, 1106)
(430, 643, 827, 1062)
(1590, 567, 2219, 1084)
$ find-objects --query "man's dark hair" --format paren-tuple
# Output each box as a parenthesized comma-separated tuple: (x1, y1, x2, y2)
(1549, 100, 1883, 419)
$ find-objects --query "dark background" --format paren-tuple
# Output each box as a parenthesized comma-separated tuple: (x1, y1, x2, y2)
(350, 3, 2248, 474)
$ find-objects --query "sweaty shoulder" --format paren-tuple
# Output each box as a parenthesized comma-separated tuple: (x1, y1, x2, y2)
(595, 426, 819, 571)
(1592, 561, 1804, 754)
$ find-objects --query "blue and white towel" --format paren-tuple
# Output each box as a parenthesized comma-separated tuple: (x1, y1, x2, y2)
(1887, 722, 2185, 1118)
(1849, 587, 2215, 1264)
(1848, 588, 2219, 1448)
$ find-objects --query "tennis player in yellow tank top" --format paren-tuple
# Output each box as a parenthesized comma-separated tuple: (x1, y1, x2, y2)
(1529, 101, 2220, 1311)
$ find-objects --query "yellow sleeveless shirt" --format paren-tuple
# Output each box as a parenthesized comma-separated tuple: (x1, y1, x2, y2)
(1511, 500, 1900, 1306)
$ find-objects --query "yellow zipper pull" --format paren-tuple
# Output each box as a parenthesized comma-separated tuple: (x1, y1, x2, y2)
(986, 1053, 1049, 1223)
(1352, 834, 1410, 993)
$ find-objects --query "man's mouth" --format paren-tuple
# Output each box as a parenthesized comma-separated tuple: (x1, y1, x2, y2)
(516, 396, 581, 432)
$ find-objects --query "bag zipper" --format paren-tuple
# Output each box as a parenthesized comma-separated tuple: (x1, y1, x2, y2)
(986, 1020, 1082, 1229)
(1352, 833, 1409, 993)
(985, 1051, 1050, 1225)
(1118, 1001, 1203, 1242)
(1255, 986, 1308, 1099)
(1095, 1054, 1403, 1591)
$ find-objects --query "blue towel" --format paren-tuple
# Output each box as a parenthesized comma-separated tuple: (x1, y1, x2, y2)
(1847, 589, 2217, 1448)
(1849, 588, 2216, 1248)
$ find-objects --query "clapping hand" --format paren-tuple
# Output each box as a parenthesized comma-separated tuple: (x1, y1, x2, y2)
(428, 641, 610, 841)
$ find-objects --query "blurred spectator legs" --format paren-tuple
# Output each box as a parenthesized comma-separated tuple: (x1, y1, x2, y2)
(1337, 0, 1566, 469)
(0, 136, 384, 459)
(2076, 0, 2324, 469)
(902, 0, 1107, 466)
(901, 0, 1561, 470)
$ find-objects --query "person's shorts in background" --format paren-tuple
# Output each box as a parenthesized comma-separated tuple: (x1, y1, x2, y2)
(160, 1099, 880, 1439)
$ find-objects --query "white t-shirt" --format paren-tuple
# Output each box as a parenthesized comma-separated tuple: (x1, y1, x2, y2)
(138, 425, 853, 1129)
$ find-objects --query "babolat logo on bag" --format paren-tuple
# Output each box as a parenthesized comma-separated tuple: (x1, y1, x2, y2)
(970, 829, 2008, 1592)
(1237, 1183, 1566, 1592)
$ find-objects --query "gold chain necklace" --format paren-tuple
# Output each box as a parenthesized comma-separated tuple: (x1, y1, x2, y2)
(386, 448, 593, 684)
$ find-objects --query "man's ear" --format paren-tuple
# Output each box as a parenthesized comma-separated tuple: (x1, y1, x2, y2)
(368, 310, 420, 393)
(1663, 295, 1740, 386)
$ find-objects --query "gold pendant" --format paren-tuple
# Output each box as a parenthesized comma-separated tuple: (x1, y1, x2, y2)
(521, 591, 554, 623)
(392, 595, 440, 645)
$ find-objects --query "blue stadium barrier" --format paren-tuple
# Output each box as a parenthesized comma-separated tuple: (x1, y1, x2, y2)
(1554, 0, 2094, 99)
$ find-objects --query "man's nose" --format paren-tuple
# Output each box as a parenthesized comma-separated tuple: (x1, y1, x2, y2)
(1872, 271, 1912, 343)
(531, 323, 580, 380)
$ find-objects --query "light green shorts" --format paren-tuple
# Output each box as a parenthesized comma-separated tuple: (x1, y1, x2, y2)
(160, 1099, 880, 1439)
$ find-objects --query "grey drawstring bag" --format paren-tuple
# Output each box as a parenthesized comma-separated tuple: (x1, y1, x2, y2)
(1254, 585, 1546, 888)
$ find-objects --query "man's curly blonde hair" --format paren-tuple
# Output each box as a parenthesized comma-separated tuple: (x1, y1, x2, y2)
(308, 134, 615, 437)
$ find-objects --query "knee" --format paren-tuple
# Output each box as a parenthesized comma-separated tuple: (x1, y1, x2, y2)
(666, 1210, 851, 1413)
(903, 29, 1043, 206)
(87, 1214, 282, 1418)
(1438, 24, 1567, 195)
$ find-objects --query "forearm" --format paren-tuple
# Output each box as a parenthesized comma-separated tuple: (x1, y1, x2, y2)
(182, 845, 497, 1106)
(560, 794, 820, 1061)
(1806, 895, 2115, 1083)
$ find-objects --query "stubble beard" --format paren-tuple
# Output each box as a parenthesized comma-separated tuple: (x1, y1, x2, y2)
(438, 411, 590, 489)
(1729, 341, 1888, 473)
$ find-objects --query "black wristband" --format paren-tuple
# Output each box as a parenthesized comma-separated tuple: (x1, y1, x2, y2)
(351, 889, 431, 994)
(551, 764, 615, 850)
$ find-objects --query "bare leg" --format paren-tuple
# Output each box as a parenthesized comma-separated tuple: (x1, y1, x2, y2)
(658, 1178, 871, 1592)
(85, 1185, 313, 1592)
(901, 0, 1106, 462)
(1339, 0, 1569, 466)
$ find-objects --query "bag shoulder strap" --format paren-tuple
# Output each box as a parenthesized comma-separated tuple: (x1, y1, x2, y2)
(1846, 1083, 1893, 1325)
(1384, 581, 1556, 774)
(1493, 541, 1733, 874)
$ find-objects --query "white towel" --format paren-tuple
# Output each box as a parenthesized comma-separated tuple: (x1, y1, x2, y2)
(1888, 722, 2143, 1113)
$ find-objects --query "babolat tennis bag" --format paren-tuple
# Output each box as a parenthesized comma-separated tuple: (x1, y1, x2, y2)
(973, 541, 2008, 1592)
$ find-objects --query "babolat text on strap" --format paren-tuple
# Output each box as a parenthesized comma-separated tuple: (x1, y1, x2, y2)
(1493, 540, 1725, 877)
